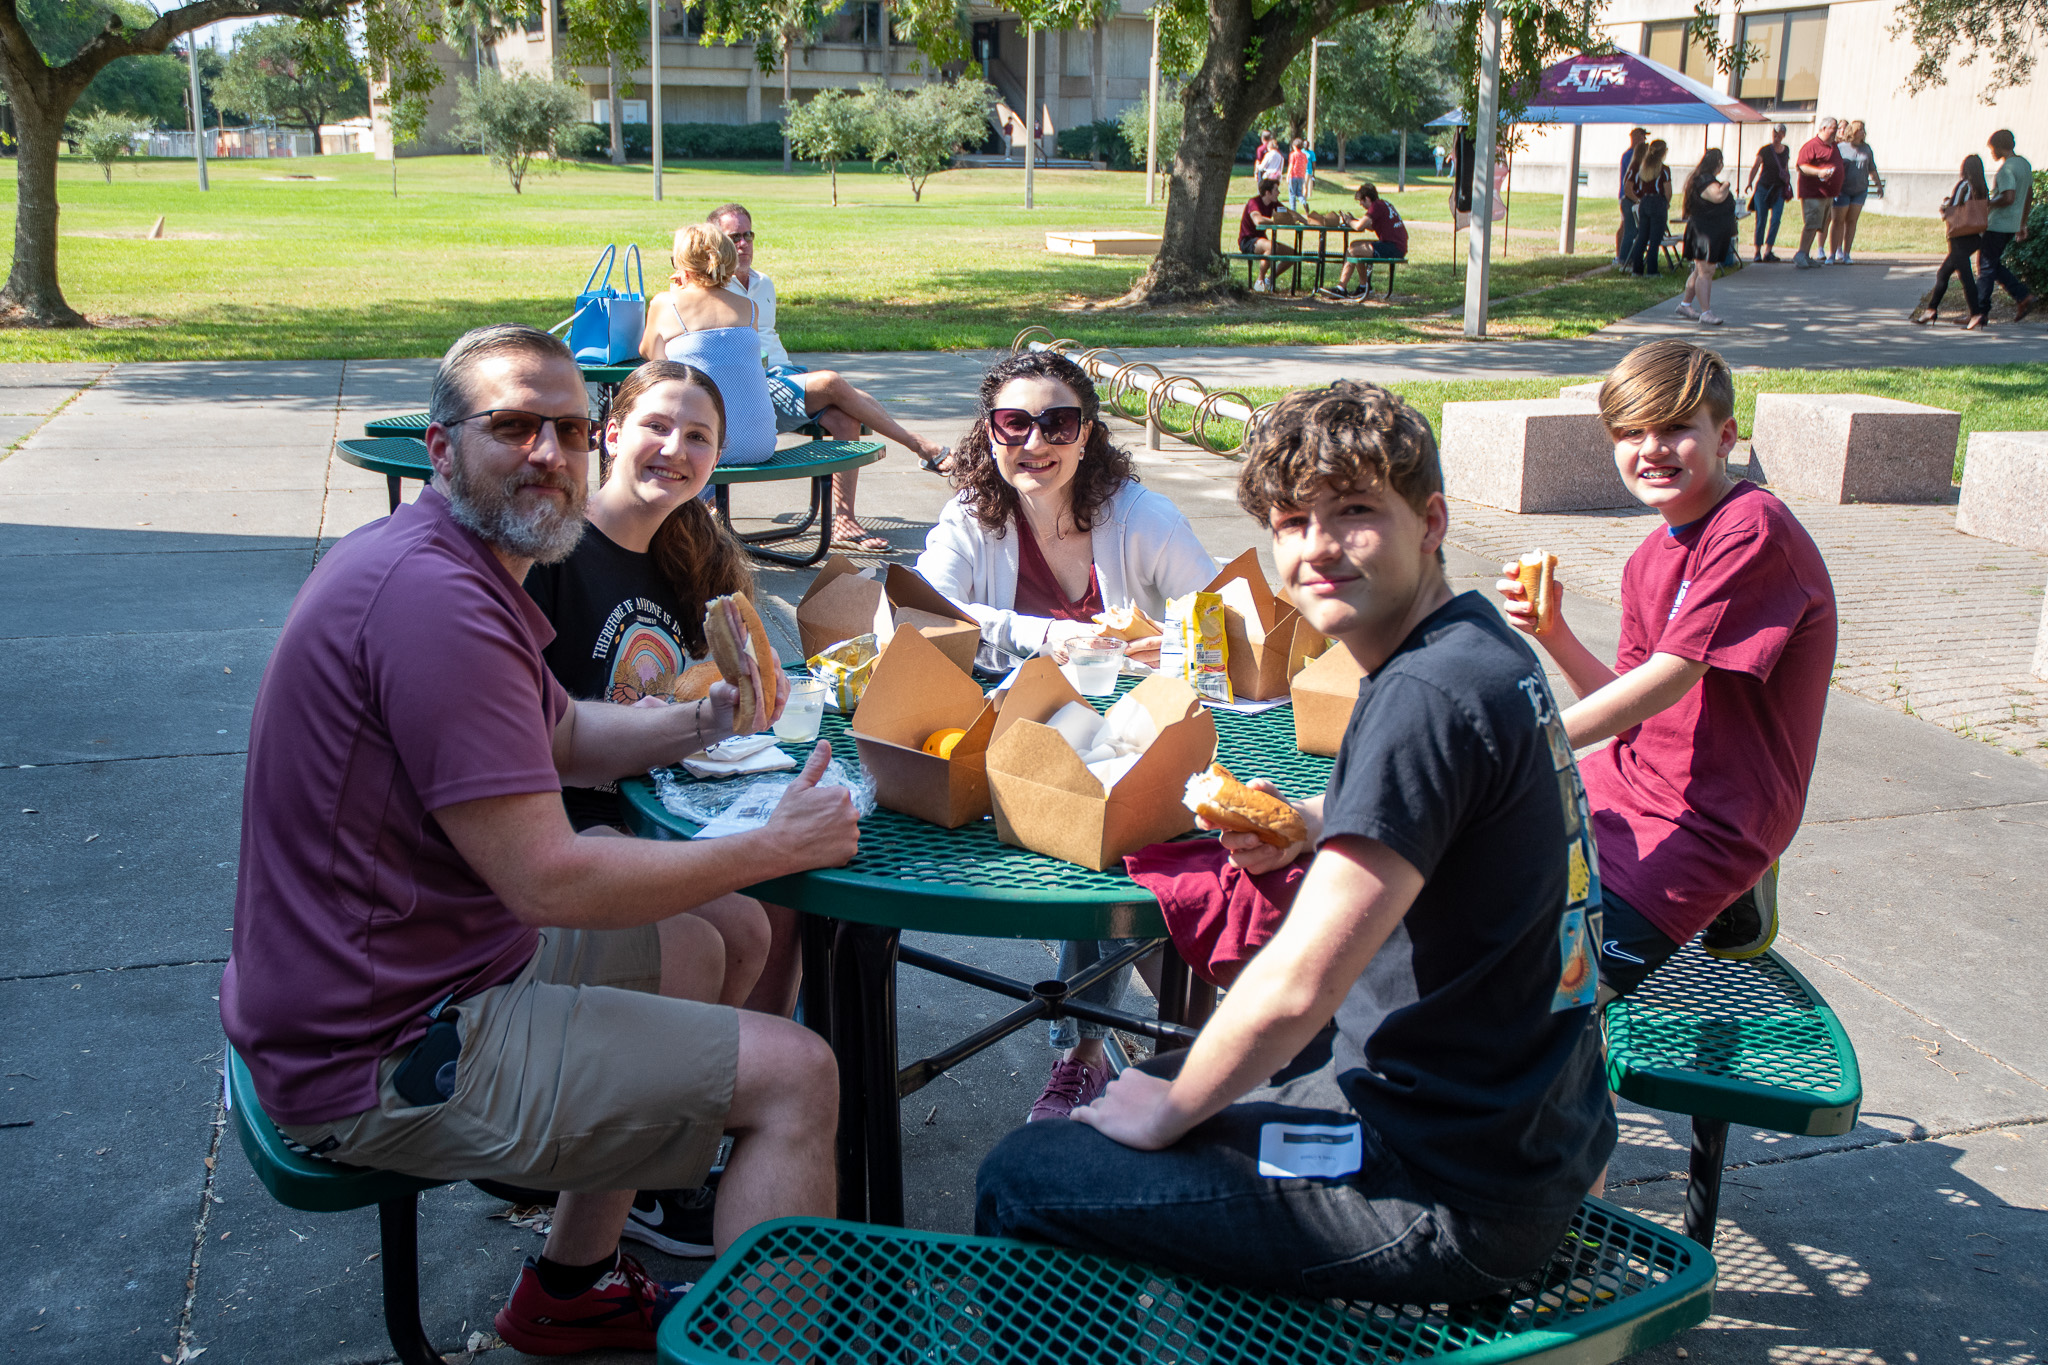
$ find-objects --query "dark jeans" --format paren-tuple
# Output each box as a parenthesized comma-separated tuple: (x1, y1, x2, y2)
(1616, 200, 1640, 264)
(1977, 229, 2033, 305)
(1752, 185, 1786, 248)
(1629, 194, 1669, 275)
(974, 1031, 1572, 1304)
(1929, 234, 1985, 317)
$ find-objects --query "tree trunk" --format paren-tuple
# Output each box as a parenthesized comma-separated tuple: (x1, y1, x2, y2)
(1, 83, 87, 326)
(608, 58, 625, 165)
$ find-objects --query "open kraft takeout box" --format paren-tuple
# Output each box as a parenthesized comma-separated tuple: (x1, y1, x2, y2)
(797, 555, 980, 675)
(849, 624, 999, 829)
(984, 658, 1218, 872)
(1291, 642, 1365, 756)
(1205, 549, 1329, 701)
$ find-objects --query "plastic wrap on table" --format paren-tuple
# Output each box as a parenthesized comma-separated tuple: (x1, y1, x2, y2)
(650, 755, 876, 836)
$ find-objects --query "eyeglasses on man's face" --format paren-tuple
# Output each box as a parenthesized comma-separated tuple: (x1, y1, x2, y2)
(452, 409, 598, 452)
(987, 406, 1085, 446)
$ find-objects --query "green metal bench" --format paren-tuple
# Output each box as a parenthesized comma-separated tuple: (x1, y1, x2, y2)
(223, 1047, 451, 1365)
(337, 430, 885, 568)
(656, 1204, 1715, 1365)
(1221, 251, 1317, 294)
(1602, 943, 1862, 1249)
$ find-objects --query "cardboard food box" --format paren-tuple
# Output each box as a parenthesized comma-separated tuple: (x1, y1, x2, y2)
(849, 625, 999, 829)
(984, 658, 1218, 871)
(1204, 549, 1329, 701)
(1291, 643, 1365, 756)
(797, 555, 981, 674)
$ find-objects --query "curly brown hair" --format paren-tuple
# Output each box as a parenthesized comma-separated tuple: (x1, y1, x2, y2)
(1236, 380, 1442, 522)
(951, 350, 1136, 536)
(605, 360, 754, 656)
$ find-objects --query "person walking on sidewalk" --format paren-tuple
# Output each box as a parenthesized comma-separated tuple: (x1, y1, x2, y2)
(1829, 121, 1883, 263)
(1626, 140, 1672, 277)
(1677, 150, 1736, 325)
(1918, 154, 1992, 330)
(1792, 117, 1844, 268)
(1978, 129, 2037, 321)
(1747, 124, 1791, 262)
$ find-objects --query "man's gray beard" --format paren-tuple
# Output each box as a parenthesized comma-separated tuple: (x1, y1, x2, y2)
(443, 437, 588, 565)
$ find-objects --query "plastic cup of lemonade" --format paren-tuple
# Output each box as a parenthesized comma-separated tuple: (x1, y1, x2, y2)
(773, 677, 828, 742)
(1064, 636, 1127, 697)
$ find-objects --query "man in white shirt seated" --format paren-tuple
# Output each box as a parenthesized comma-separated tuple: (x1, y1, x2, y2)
(707, 202, 952, 552)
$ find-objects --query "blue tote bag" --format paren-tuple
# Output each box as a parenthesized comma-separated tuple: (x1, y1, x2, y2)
(556, 244, 645, 365)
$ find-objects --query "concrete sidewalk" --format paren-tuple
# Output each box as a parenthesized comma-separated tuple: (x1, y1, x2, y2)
(1, 357, 2042, 1365)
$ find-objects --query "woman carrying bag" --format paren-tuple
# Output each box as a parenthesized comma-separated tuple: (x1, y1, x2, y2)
(1918, 155, 1992, 330)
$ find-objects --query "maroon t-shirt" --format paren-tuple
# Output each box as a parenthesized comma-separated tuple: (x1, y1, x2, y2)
(1577, 482, 1837, 945)
(1363, 199, 1409, 254)
(1238, 195, 1275, 248)
(1796, 137, 1843, 199)
(220, 487, 570, 1125)
(1012, 519, 1105, 622)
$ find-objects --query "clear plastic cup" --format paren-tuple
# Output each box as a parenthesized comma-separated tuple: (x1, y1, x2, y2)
(772, 677, 828, 742)
(1063, 636, 1127, 697)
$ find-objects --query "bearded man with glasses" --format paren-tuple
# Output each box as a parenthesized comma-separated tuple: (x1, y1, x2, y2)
(221, 324, 858, 1355)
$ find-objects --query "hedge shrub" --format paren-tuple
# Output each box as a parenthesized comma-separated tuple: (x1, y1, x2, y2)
(571, 120, 786, 161)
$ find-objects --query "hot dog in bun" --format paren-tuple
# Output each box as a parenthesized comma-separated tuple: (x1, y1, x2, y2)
(1183, 763, 1308, 849)
(1517, 550, 1558, 634)
(704, 593, 774, 733)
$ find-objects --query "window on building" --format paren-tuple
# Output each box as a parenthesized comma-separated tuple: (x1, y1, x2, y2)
(522, 1, 542, 37)
(1736, 8, 1827, 110)
(1642, 19, 1714, 80)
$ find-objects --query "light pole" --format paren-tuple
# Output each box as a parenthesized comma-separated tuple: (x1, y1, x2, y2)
(650, 0, 663, 200)
(186, 29, 208, 190)
(1023, 21, 1036, 209)
(1463, 0, 1502, 339)
(1307, 38, 1336, 195)
(1144, 9, 1161, 206)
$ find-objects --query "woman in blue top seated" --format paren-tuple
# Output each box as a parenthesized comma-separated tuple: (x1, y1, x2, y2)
(638, 222, 776, 466)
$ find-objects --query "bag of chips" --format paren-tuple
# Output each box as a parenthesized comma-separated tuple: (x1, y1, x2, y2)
(1163, 590, 1233, 703)
(808, 633, 880, 710)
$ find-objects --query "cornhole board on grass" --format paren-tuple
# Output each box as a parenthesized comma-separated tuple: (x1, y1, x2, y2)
(1046, 231, 1163, 256)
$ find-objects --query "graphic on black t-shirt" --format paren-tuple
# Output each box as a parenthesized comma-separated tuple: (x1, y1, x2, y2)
(596, 599, 688, 702)
(1518, 672, 1601, 1012)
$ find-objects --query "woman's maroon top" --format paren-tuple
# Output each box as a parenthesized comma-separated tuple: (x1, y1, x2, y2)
(1012, 518, 1105, 622)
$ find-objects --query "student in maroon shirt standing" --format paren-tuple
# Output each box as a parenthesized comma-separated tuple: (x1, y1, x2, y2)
(1496, 339, 1836, 998)
(1792, 116, 1845, 268)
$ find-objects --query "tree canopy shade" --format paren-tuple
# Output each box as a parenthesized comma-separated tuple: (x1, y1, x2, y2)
(212, 18, 369, 146)
(453, 67, 588, 192)
(1890, 0, 2046, 96)
(560, 0, 645, 164)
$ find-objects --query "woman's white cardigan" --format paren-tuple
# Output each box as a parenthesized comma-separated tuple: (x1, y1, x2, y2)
(916, 481, 1218, 657)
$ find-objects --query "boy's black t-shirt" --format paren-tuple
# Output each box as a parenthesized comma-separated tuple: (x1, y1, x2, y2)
(523, 525, 694, 830)
(1321, 591, 1614, 1222)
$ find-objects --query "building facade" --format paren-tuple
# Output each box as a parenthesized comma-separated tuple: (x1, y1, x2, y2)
(374, 0, 1159, 157)
(1508, 0, 2046, 218)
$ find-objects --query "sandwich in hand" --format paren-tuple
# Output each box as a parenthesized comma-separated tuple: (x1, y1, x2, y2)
(1183, 763, 1308, 849)
(704, 593, 774, 733)
(1092, 604, 1162, 641)
(1517, 550, 1558, 634)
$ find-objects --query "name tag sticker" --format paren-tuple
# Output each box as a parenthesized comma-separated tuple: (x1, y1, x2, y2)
(1257, 1122, 1364, 1181)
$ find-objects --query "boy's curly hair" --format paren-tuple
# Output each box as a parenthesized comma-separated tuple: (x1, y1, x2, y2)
(1236, 380, 1442, 523)
(951, 350, 1136, 535)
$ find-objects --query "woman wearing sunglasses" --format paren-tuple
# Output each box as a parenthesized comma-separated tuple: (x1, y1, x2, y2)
(638, 223, 777, 467)
(919, 350, 1215, 1124)
(917, 350, 1215, 668)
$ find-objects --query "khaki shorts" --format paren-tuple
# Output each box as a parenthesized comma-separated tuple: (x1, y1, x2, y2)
(281, 926, 738, 1193)
(1800, 197, 1831, 230)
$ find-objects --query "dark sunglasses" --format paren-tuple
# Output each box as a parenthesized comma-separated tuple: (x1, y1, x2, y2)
(987, 406, 1085, 446)
(452, 409, 598, 452)
(727, 229, 756, 242)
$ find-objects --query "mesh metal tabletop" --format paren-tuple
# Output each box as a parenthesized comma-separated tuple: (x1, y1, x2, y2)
(1603, 942, 1862, 1136)
(336, 436, 432, 480)
(361, 412, 429, 438)
(619, 675, 1333, 940)
(710, 439, 884, 484)
(656, 1202, 1715, 1365)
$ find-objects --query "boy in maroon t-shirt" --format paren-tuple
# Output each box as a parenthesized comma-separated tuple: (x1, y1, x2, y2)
(1238, 177, 1285, 291)
(1496, 340, 1836, 999)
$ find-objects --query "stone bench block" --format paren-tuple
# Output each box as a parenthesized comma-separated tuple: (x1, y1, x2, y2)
(1438, 399, 1627, 513)
(1750, 393, 1961, 504)
(1558, 381, 1604, 403)
(1955, 431, 2048, 552)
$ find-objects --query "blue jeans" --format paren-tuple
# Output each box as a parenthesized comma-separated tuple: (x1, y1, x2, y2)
(1629, 194, 1669, 275)
(976, 1031, 1572, 1302)
(1616, 200, 1639, 263)
(1752, 185, 1785, 248)
(1977, 230, 2034, 305)
(1046, 938, 1142, 1050)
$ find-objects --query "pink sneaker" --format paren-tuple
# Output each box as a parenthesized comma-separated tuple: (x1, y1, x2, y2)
(494, 1253, 690, 1356)
(1027, 1058, 1109, 1123)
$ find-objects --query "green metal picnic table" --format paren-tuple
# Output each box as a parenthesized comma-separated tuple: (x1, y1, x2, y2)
(620, 673, 1328, 1226)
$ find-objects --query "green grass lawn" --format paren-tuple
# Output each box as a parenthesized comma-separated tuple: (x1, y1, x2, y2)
(0, 152, 1947, 362)
(1153, 362, 2048, 479)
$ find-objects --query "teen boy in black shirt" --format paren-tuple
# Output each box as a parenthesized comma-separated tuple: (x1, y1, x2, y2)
(975, 382, 1613, 1302)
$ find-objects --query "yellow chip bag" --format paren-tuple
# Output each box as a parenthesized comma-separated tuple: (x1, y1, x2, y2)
(1166, 590, 1233, 703)
(808, 633, 879, 710)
